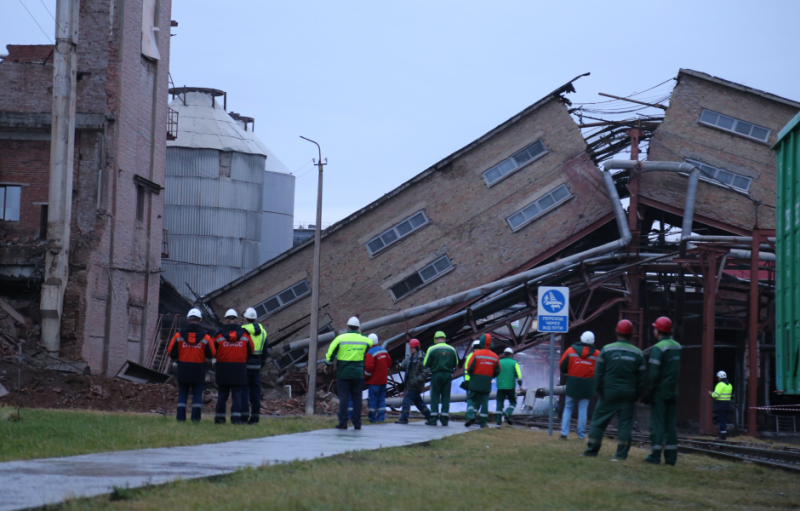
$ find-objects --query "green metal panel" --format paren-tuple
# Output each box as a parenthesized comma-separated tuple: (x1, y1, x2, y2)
(775, 111, 800, 394)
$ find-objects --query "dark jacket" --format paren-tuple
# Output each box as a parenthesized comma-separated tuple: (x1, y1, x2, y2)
(559, 341, 599, 399)
(399, 350, 430, 392)
(595, 339, 646, 403)
(646, 338, 682, 400)
(213, 324, 254, 386)
(168, 323, 215, 384)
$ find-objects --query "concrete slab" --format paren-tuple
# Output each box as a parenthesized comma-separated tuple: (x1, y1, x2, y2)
(0, 422, 472, 510)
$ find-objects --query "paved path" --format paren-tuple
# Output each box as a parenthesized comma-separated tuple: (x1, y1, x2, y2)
(0, 423, 471, 510)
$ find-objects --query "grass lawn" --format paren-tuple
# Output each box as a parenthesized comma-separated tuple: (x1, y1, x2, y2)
(58, 427, 798, 511)
(0, 407, 334, 461)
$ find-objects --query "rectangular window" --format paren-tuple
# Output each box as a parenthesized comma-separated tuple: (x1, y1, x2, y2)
(136, 185, 145, 223)
(390, 255, 453, 300)
(253, 280, 311, 318)
(0, 185, 21, 221)
(685, 158, 752, 192)
(699, 109, 770, 142)
(366, 211, 429, 255)
(506, 184, 571, 231)
(482, 140, 547, 186)
(39, 204, 48, 239)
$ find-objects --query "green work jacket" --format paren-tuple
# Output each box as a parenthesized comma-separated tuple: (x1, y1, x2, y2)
(424, 342, 458, 373)
(496, 357, 522, 390)
(646, 338, 681, 400)
(326, 331, 372, 379)
(595, 340, 646, 403)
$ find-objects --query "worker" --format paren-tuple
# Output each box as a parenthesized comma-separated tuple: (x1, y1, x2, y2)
(465, 334, 500, 428)
(460, 339, 480, 391)
(644, 316, 682, 466)
(584, 320, 646, 460)
(710, 370, 733, 440)
(168, 308, 216, 422)
(395, 339, 433, 424)
(326, 316, 372, 430)
(241, 307, 268, 425)
(213, 309, 254, 425)
(364, 333, 392, 423)
(495, 347, 523, 426)
(559, 331, 600, 440)
(424, 331, 458, 426)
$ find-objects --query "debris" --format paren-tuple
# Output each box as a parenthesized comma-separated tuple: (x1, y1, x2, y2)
(0, 298, 26, 326)
(116, 360, 171, 384)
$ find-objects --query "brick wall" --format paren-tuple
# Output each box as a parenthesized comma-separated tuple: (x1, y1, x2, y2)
(0, 140, 50, 240)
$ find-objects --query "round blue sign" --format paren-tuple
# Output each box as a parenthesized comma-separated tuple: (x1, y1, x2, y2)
(541, 290, 566, 313)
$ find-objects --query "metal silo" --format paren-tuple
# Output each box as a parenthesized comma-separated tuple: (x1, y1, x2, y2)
(163, 88, 266, 298)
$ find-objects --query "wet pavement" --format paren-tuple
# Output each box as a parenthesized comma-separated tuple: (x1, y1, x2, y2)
(0, 422, 472, 510)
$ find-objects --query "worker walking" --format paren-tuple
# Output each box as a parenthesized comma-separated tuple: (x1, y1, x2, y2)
(710, 371, 733, 440)
(424, 331, 458, 426)
(213, 309, 254, 425)
(465, 334, 500, 428)
(460, 340, 480, 391)
(364, 333, 391, 423)
(241, 307, 268, 425)
(326, 317, 372, 430)
(584, 320, 646, 460)
(395, 339, 433, 424)
(495, 347, 523, 426)
(168, 308, 216, 422)
(559, 331, 600, 439)
(644, 316, 682, 465)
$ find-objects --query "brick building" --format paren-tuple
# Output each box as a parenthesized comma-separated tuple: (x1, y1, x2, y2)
(0, 0, 172, 376)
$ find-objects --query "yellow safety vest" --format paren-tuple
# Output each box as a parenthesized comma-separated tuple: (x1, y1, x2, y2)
(242, 322, 267, 355)
(711, 381, 733, 401)
(464, 352, 474, 381)
(326, 332, 371, 362)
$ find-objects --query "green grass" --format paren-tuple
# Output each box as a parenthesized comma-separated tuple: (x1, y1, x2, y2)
(0, 407, 334, 461)
(58, 427, 799, 511)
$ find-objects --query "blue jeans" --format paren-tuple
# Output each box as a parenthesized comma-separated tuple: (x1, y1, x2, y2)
(367, 384, 387, 423)
(337, 378, 364, 427)
(177, 382, 204, 422)
(561, 395, 590, 438)
(399, 390, 430, 422)
(244, 370, 261, 423)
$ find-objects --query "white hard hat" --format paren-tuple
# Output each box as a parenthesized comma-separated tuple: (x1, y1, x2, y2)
(224, 309, 238, 319)
(347, 316, 360, 328)
(580, 331, 595, 345)
(717, 370, 727, 379)
(368, 333, 379, 345)
(504, 347, 514, 354)
(243, 307, 258, 320)
(187, 308, 202, 319)
(473, 340, 480, 346)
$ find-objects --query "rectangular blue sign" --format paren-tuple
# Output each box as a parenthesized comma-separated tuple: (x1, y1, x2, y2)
(538, 315, 568, 333)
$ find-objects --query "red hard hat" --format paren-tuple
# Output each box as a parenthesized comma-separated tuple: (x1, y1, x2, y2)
(616, 319, 633, 335)
(409, 339, 421, 348)
(653, 316, 672, 334)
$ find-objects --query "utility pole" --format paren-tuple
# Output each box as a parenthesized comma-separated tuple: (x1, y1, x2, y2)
(300, 136, 326, 416)
(41, 0, 80, 355)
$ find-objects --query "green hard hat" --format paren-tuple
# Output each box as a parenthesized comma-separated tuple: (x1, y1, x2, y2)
(434, 331, 446, 340)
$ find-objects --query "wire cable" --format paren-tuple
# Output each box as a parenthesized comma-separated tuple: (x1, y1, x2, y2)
(38, 0, 55, 20)
(17, 0, 53, 43)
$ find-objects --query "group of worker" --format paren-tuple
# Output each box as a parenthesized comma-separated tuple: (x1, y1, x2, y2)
(167, 307, 267, 424)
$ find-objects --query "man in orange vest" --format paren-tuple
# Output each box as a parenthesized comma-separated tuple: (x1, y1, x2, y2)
(168, 308, 216, 422)
(213, 309, 255, 425)
(559, 331, 600, 439)
(464, 334, 500, 428)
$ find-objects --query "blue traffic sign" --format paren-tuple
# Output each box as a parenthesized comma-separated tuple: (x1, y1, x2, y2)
(540, 290, 566, 314)
(537, 286, 569, 333)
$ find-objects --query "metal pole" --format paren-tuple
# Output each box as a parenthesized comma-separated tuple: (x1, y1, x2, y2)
(300, 136, 325, 416)
(548, 332, 555, 436)
(747, 232, 760, 437)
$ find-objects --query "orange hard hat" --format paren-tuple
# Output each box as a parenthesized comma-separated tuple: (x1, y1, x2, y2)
(616, 319, 633, 335)
(652, 316, 673, 334)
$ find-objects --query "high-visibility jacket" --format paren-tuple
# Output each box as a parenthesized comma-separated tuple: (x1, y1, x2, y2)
(168, 324, 216, 384)
(326, 331, 372, 379)
(424, 342, 458, 373)
(496, 357, 522, 390)
(647, 338, 682, 400)
(712, 380, 733, 412)
(214, 324, 254, 386)
(364, 345, 392, 385)
(467, 334, 500, 393)
(242, 322, 268, 370)
(463, 352, 475, 382)
(559, 341, 599, 399)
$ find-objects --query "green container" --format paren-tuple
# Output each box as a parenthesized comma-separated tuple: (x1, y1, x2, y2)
(775, 111, 800, 395)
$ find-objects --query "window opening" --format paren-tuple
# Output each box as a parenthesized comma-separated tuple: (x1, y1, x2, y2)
(390, 255, 453, 300)
(685, 158, 752, 192)
(366, 211, 429, 255)
(0, 185, 21, 221)
(482, 140, 547, 186)
(699, 109, 770, 142)
(136, 185, 146, 223)
(506, 184, 571, 231)
(253, 280, 311, 318)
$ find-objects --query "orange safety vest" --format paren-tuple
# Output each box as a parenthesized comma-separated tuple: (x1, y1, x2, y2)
(561, 345, 599, 379)
(470, 348, 499, 377)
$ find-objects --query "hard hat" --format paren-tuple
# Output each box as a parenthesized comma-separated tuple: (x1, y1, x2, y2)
(224, 309, 238, 319)
(368, 333, 379, 346)
(434, 330, 446, 340)
(652, 316, 673, 334)
(409, 338, 420, 348)
(580, 331, 595, 344)
(504, 347, 514, 354)
(473, 340, 480, 346)
(616, 319, 633, 335)
(347, 316, 361, 328)
(243, 307, 258, 320)
(717, 370, 727, 379)
(187, 308, 202, 319)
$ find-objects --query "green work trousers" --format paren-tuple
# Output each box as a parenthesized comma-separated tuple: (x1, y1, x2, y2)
(466, 390, 490, 427)
(428, 372, 453, 425)
(584, 399, 635, 460)
(495, 389, 517, 425)
(645, 397, 678, 465)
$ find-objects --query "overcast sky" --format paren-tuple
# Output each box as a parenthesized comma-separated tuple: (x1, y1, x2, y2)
(3, 0, 800, 225)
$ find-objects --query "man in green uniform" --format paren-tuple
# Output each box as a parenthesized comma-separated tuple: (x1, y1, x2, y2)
(644, 316, 682, 465)
(584, 319, 646, 460)
(465, 334, 500, 428)
(496, 347, 523, 425)
(423, 331, 458, 426)
(325, 316, 372, 430)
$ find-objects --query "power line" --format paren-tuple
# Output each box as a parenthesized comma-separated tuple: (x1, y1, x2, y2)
(38, 0, 55, 20)
(17, 0, 53, 43)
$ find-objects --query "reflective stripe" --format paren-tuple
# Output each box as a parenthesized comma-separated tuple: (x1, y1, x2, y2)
(364, 372, 372, 377)
(664, 445, 678, 450)
(467, 407, 475, 412)
(340, 341, 368, 346)
(618, 440, 631, 446)
(441, 413, 449, 417)
(246, 364, 261, 370)
(649, 359, 661, 365)
(659, 345, 682, 352)
(588, 356, 598, 360)
(476, 355, 496, 360)
(215, 413, 226, 418)
(480, 413, 489, 417)
(368, 408, 376, 412)
(639, 365, 646, 371)
(177, 403, 187, 408)
(620, 356, 636, 361)
(568, 353, 579, 357)
(604, 345, 642, 354)
(231, 413, 241, 417)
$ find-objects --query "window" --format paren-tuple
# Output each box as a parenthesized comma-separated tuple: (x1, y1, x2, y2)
(699, 109, 770, 142)
(506, 184, 571, 231)
(390, 255, 452, 300)
(366, 211, 429, 255)
(0, 185, 21, 221)
(39, 204, 48, 239)
(685, 158, 752, 192)
(253, 280, 311, 318)
(136, 185, 146, 223)
(483, 140, 547, 186)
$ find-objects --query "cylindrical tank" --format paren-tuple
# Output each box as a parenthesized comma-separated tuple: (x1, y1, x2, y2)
(163, 88, 266, 298)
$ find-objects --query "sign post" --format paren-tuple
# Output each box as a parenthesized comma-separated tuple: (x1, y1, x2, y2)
(537, 286, 570, 436)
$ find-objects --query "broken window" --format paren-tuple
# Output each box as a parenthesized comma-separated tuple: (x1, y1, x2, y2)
(685, 158, 752, 192)
(0, 185, 21, 221)
(699, 109, 770, 142)
(39, 204, 48, 239)
(390, 255, 453, 300)
(506, 184, 571, 231)
(482, 140, 547, 186)
(366, 211, 429, 255)
(253, 280, 311, 318)
(136, 184, 146, 223)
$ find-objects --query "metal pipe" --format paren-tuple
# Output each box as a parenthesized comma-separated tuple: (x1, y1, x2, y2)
(386, 391, 499, 407)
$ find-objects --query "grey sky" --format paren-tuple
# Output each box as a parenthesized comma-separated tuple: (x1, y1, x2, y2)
(4, 0, 800, 225)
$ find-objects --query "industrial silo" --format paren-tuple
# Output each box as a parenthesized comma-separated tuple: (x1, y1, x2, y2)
(163, 88, 266, 298)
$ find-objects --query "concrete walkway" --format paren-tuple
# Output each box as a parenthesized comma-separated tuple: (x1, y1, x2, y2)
(0, 422, 472, 510)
